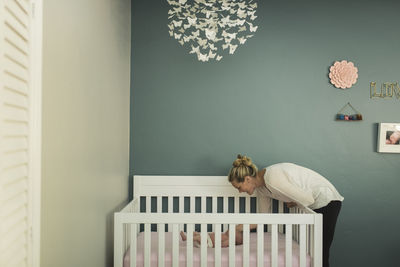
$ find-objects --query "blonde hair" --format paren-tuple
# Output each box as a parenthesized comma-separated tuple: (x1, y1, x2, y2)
(228, 154, 258, 183)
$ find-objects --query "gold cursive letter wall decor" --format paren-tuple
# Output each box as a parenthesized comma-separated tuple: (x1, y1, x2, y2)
(370, 82, 400, 99)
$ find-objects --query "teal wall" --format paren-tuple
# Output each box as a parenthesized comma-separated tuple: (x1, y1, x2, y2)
(130, 1, 400, 266)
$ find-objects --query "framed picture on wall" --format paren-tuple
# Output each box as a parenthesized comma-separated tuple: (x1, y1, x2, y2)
(377, 123, 400, 153)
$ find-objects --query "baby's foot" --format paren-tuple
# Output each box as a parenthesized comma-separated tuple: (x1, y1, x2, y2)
(180, 231, 187, 241)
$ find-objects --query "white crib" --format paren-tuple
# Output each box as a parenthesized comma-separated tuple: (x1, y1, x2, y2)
(114, 176, 322, 267)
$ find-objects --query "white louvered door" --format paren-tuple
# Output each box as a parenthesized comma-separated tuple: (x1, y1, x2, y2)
(0, 0, 42, 267)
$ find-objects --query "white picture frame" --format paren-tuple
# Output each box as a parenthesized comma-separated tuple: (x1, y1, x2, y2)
(377, 123, 400, 153)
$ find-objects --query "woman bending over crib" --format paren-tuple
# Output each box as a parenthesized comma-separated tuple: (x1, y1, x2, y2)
(228, 154, 343, 267)
(180, 230, 243, 248)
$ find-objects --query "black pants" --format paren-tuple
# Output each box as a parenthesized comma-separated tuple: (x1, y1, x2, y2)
(314, 201, 342, 267)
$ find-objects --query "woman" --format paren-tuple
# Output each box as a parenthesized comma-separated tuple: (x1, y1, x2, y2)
(228, 154, 343, 267)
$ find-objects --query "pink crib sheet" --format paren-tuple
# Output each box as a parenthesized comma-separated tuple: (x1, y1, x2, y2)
(124, 232, 311, 267)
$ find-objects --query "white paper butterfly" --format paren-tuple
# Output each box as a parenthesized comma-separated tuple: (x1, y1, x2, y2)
(167, 0, 259, 62)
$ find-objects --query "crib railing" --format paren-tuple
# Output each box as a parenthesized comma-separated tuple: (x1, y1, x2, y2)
(137, 195, 259, 232)
(114, 197, 322, 267)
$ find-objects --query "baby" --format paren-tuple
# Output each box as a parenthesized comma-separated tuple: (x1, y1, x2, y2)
(386, 131, 400, 145)
(180, 230, 243, 248)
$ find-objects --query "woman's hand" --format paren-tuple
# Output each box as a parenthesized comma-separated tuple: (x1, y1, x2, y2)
(286, 202, 297, 208)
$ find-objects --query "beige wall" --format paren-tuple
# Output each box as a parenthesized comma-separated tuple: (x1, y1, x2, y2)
(41, 1, 130, 266)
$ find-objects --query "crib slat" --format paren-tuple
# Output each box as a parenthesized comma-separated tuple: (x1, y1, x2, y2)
(266, 199, 273, 232)
(172, 224, 179, 267)
(114, 215, 123, 267)
(245, 197, 251, 213)
(169, 197, 173, 212)
(271, 224, 278, 267)
(201, 224, 207, 267)
(130, 224, 137, 267)
(125, 224, 129, 254)
(293, 223, 298, 243)
(278, 201, 284, 233)
(157, 196, 162, 213)
(146, 196, 151, 213)
(215, 223, 222, 267)
(300, 224, 306, 267)
(234, 197, 239, 213)
(179, 197, 184, 231)
(310, 224, 314, 261)
(168, 197, 173, 232)
(201, 196, 206, 213)
(223, 197, 228, 213)
(243, 224, 250, 266)
(314, 215, 323, 267)
(158, 223, 165, 267)
(157, 197, 163, 233)
(229, 224, 236, 267)
(306, 225, 310, 255)
(285, 224, 292, 267)
(278, 201, 283, 214)
(144, 224, 151, 267)
(297, 223, 300, 243)
(186, 224, 194, 267)
(212, 197, 217, 231)
(190, 196, 195, 213)
(223, 197, 228, 232)
(146, 197, 152, 232)
(257, 224, 264, 267)
(200, 197, 207, 231)
(212, 197, 217, 213)
(179, 197, 184, 213)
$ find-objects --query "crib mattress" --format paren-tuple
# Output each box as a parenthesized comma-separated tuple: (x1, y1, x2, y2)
(123, 232, 311, 267)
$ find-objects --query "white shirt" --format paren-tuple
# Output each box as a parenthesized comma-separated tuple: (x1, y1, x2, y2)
(255, 163, 344, 212)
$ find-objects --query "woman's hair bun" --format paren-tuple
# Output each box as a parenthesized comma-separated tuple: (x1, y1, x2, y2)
(233, 154, 253, 167)
(228, 154, 258, 183)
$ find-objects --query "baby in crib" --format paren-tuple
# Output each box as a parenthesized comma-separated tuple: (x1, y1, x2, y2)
(180, 230, 243, 248)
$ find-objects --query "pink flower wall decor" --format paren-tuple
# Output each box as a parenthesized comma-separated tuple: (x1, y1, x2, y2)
(329, 60, 358, 89)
